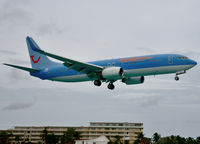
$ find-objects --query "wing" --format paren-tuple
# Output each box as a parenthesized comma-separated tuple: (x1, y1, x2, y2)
(31, 46, 104, 75)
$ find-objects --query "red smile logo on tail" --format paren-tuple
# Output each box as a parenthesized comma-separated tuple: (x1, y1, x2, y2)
(30, 55, 40, 63)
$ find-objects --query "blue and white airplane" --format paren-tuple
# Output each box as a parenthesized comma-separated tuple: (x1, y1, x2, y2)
(4, 36, 197, 90)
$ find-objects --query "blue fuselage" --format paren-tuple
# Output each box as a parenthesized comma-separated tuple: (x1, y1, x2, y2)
(30, 54, 197, 82)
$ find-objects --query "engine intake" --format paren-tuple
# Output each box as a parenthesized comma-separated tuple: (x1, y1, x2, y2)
(102, 67, 123, 80)
(122, 76, 144, 85)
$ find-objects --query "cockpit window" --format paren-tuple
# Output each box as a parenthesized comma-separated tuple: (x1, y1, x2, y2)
(179, 57, 188, 60)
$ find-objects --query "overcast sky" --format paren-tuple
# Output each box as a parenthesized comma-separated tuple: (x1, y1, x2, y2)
(0, 0, 200, 138)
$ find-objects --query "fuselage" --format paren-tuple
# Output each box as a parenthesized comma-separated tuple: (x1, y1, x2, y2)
(30, 54, 197, 82)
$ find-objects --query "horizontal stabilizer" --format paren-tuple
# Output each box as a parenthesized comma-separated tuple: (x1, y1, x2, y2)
(3, 63, 40, 72)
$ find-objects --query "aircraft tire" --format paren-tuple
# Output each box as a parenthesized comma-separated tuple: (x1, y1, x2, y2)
(108, 83, 115, 90)
(175, 76, 179, 81)
(94, 80, 101, 86)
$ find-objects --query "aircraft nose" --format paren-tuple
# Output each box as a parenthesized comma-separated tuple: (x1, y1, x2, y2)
(190, 59, 197, 66)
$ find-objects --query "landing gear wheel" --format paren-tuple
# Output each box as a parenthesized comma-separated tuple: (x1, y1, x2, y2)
(175, 76, 179, 81)
(107, 83, 115, 90)
(94, 80, 101, 86)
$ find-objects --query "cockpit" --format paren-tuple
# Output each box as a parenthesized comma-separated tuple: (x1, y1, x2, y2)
(178, 56, 188, 60)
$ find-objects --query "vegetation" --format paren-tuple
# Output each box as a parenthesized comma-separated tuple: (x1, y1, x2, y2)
(41, 128, 48, 143)
(40, 127, 81, 144)
(60, 128, 81, 144)
(15, 135, 21, 144)
(1, 129, 200, 144)
(41, 127, 59, 144)
(133, 133, 151, 144)
(133, 132, 200, 144)
(0, 131, 12, 144)
(113, 135, 122, 144)
(45, 133, 59, 144)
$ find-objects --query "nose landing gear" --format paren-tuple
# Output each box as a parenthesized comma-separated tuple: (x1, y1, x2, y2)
(175, 76, 179, 81)
(175, 70, 186, 81)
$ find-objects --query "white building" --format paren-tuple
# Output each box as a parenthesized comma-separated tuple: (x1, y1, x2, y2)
(76, 135, 109, 144)
(3, 122, 143, 143)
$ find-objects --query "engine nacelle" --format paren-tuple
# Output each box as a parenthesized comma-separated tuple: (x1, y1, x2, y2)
(102, 67, 123, 80)
(122, 76, 144, 85)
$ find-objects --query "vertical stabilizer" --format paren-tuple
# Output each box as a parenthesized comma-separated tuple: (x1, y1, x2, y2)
(26, 36, 54, 69)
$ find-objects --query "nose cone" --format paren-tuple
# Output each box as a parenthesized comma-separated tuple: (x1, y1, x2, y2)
(192, 60, 197, 65)
(190, 59, 197, 67)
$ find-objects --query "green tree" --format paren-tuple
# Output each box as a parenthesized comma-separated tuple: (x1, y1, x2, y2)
(157, 135, 187, 144)
(176, 135, 186, 144)
(74, 131, 81, 140)
(186, 137, 196, 144)
(0, 131, 12, 144)
(46, 133, 59, 144)
(113, 135, 122, 144)
(15, 135, 21, 144)
(134, 133, 143, 144)
(152, 133, 161, 143)
(196, 136, 200, 143)
(40, 127, 59, 144)
(124, 140, 129, 144)
(61, 128, 81, 144)
(107, 137, 113, 144)
(41, 127, 48, 144)
(134, 133, 151, 144)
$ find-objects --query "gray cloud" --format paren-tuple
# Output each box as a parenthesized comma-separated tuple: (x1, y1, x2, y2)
(35, 23, 63, 36)
(9, 59, 30, 65)
(0, 50, 18, 55)
(0, 77, 200, 137)
(135, 47, 155, 53)
(111, 85, 200, 107)
(8, 68, 30, 82)
(0, 0, 32, 26)
(2, 102, 35, 111)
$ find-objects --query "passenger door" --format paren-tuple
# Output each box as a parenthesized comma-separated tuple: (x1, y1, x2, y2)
(168, 56, 173, 64)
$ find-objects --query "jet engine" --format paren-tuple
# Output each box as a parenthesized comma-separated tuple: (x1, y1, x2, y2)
(102, 67, 123, 80)
(122, 76, 144, 85)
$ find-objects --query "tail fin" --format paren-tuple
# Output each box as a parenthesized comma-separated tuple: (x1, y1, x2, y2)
(26, 36, 54, 69)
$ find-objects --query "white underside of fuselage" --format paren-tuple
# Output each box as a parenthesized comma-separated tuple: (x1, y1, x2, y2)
(49, 65, 194, 82)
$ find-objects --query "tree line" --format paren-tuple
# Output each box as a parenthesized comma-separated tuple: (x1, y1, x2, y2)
(133, 133, 200, 144)
(0, 129, 200, 144)
(0, 128, 81, 144)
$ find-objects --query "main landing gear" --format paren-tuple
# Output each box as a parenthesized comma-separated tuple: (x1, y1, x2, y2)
(94, 80, 115, 90)
(107, 83, 115, 90)
(94, 80, 101, 86)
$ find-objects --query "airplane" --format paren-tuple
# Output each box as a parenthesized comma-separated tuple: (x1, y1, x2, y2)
(4, 36, 197, 90)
